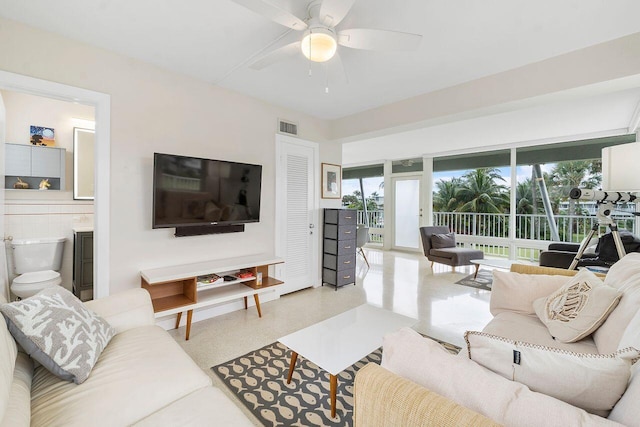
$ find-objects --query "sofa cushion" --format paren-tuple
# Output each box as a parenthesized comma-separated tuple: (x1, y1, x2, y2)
(429, 247, 483, 263)
(490, 271, 568, 316)
(0, 287, 115, 384)
(30, 325, 212, 427)
(0, 352, 33, 427)
(0, 308, 18, 425)
(132, 387, 253, 427)
(483, 311, 599, 354)
(383, 327, 622, 427)
(593, 253, 640, 354)
(465, 331, 639, 416)
(431, 232, 455, 249)
(608, 362, 640, 426)
(533, 269, 621, 343)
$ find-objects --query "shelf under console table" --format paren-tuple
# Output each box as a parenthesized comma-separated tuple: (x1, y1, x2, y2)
(140, 253, 284, 340)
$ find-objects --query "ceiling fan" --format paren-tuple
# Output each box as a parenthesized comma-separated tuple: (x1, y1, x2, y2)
(232, 0, 423, 72)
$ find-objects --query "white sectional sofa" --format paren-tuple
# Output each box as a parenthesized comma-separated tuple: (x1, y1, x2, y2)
(0, 288, 253, 427)
(355, 254, 640, 427)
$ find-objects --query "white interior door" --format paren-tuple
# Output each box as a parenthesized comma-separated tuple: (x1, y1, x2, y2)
(392, 175, 422, 250)
(0, 92, 8, 301)
(275, 135, 318, 295)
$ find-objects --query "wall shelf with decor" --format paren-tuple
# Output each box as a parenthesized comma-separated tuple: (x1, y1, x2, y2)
(140, 253, 284, 340)
(4, 143, 66, 190)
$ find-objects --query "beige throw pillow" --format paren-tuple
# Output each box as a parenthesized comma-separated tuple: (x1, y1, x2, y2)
(533, 269, 621, 343)
(465, 331, 639, 416)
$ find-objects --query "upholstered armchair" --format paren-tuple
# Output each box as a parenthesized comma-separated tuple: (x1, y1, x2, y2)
(419, 226, 484, 273)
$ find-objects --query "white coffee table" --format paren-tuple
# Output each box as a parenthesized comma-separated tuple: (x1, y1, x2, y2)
(278, 304, 416, 418)
(470, 258, 518, 278)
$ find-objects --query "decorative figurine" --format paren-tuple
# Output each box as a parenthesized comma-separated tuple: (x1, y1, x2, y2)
(39, 179, 51, 190)
(14, 177, 29, 189)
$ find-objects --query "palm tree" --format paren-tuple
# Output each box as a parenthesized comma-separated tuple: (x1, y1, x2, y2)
(515, 179, 538, 214)
(433, 178, 462, 212)
(456, 168, 509, 213)
(549, 160, 602, 241)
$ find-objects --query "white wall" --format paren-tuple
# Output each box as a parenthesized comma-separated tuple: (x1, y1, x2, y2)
(0, 18, 335, 296)
(0, 91, 7, 302)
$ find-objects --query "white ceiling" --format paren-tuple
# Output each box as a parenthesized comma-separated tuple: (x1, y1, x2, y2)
(343, 88, 640, 165)
(2, 0, 640, 120)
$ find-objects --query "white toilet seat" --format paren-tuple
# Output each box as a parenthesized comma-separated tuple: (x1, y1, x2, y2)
(11, 270, 62, 298)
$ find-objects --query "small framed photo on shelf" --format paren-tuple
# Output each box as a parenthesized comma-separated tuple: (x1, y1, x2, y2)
(321, 163, 342, 199)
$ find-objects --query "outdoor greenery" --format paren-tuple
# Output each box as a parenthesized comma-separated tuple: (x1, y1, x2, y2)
(432, 161, 602, 215)
(342, 190, 380, 211)
(432, 161, 603, 241)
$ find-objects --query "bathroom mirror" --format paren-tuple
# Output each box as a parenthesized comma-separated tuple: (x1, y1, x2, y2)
(73, 128, 95, 200)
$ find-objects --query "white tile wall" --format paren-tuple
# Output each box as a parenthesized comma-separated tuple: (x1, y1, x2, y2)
(4, 201, 94, 294)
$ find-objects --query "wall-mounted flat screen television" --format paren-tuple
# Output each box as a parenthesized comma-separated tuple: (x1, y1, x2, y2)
(152, 153, 262, 229)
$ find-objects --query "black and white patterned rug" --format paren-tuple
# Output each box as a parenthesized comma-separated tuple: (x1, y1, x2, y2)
(213, 338, 460, 427)
(455, 269, 493, 291)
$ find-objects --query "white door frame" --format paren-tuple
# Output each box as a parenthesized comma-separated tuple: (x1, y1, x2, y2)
(0, 70, 111, 298)
(390, 173, 423, 252)
(275, 133, 320, 288)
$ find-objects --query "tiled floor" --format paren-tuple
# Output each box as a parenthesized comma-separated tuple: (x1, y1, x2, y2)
(171, 247, 493, 425)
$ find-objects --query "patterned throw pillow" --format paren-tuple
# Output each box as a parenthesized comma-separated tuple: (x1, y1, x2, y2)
(465, 331, 639, 416)
(0, 287, 115, 384)
(533, 269, 621, 343)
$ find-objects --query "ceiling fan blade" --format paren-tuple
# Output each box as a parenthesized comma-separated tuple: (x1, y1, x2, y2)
(338, 28, 422, 51)
(232, 0, 308, 30)
(250, 41, 301, 70)
(319, 0, 356, 27)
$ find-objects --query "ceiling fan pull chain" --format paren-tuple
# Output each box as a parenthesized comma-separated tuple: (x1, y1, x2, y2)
(325, 63, 330, 94)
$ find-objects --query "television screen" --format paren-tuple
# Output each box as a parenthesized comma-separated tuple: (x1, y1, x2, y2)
(153, 153, 262, 228)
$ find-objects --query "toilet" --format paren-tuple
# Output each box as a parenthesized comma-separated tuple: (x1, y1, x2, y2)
(10, 237, 65, 299)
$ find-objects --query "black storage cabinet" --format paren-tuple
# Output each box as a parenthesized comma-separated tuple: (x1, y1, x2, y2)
(73, 230, 94, 301)
(322, 208, 357, 289)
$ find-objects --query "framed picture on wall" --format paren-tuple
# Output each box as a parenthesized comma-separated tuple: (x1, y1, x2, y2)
(321, 163, 342, 199)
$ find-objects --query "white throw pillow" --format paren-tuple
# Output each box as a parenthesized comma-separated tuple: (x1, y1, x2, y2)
(490, 271, 569, 316)
(465, 331, 639, 416)
(533, 269, 621, 343)
(0, 287, 115, 384)
(595, 253, 640, 354)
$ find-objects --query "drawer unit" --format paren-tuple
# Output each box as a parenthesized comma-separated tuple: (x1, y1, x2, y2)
(322, 208, 357, 290)
(323, 253, 356, 271)
(323, 224, 357, 240)
(324, 209, 357, 225)
(322, 268, 356, 288)
(323, 238, 356, 255)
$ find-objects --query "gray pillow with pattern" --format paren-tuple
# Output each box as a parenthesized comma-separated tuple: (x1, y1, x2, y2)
(0, 287, 115, 384)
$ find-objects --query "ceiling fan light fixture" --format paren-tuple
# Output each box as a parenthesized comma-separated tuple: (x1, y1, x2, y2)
(301, 28, 337, 63)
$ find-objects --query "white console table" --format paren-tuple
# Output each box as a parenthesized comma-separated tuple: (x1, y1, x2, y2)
(140, 253, 284, 340)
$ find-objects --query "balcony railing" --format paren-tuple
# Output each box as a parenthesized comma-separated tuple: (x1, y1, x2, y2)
(357, 209, 638, 247)
(356, 210, 384, 243)
(433, 211, 638, 243)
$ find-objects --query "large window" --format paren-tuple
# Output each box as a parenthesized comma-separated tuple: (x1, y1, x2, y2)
(515, 135, 636, 243)
(342, 164, 384, 243)
(433, 149, 511, 239)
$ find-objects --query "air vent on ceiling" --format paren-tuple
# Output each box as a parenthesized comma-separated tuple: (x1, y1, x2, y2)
(278, 119, 298, 136)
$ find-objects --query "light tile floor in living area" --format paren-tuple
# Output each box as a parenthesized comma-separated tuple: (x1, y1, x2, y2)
(170, 247, 493, 425)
